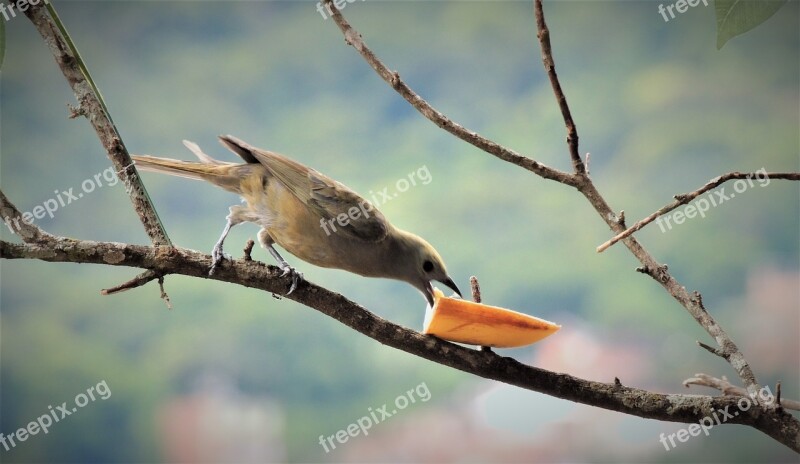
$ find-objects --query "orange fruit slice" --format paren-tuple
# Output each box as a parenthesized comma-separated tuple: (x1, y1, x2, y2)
(423, 288, 561, 348)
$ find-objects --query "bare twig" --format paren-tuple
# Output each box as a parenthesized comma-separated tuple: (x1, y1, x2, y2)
(243, 239, 255, 261)
(23, 3, 172, 247)
(0, 190, 53, 244)
(321, 0, 578, 187)
(469, 276, 492, 352)
(684, 373, 800, 411)
(597, 172, 800, 253)
(697, 340, 728, 359)
(534, 0, 585, 174)
(470, 276, 481, 303)
(101, 270, 161, 295)
(158, 275, 172, 310)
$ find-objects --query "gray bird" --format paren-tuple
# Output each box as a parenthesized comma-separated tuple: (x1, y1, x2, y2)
(132, 135, 461, 305)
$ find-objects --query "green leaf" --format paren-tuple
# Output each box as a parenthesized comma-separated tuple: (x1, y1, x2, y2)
(0, 16, 5, 71)
(715, 0, 787, 49)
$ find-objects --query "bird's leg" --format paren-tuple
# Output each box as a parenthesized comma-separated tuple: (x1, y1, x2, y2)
(258, 228, 303, 295)
(210, 220, 234, 275)
(210, 207, 245, 275)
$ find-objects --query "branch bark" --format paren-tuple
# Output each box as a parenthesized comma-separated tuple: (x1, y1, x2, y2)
(1, 224, 797, 451)
(22, 3, 171, 247)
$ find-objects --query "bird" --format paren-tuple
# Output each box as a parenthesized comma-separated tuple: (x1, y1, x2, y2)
(131, 135, 461, 306)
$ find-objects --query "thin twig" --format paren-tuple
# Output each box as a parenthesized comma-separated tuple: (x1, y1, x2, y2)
(469, 277, 492, 352)
(470, 276, 481, 303)
(158, 275, 172, 310)
(534, 0, 585, 174)
(101, 269, 160, 295)
(597, 172, 800, 252)
(0, 190, 53, 244)
(321, 0, 578, 187)
(243, 239, 255, 261)
(697, 340, 728, 359)
(684, 373, 800, 411)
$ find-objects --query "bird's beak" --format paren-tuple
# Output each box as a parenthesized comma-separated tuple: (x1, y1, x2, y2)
(423, 276, 462, 307)
(440, 276, 462, 299)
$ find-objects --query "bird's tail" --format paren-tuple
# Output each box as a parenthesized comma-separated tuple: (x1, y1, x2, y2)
(132, 140, 246, 194)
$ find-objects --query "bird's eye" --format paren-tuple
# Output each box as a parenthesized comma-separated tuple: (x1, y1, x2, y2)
(423, 260, 434, 273)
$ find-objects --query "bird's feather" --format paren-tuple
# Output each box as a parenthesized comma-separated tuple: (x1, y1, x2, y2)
(220, 135, 389, 243)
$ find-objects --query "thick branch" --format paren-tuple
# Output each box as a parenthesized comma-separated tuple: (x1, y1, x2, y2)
(23, 3, 171, 247)
(2, 235, 797, 450)
(597, 172, 800, 252)
(1, 183, 798, 451)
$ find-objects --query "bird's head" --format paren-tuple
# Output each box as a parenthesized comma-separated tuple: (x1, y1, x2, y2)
(393, 230, 461, 307)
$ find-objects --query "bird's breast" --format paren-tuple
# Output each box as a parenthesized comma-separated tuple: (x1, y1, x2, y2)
(237, 171, 398, 278)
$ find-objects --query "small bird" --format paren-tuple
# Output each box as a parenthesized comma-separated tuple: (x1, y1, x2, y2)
(132, 135, 461, 305)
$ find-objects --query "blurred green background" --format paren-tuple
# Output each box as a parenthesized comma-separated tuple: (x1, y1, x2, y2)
(1, 0, 798, 462)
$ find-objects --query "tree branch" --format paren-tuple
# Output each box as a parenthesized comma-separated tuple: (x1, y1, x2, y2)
(320, 0, 578, 187)
(1, 228, 797, 451)
(323, 0, 770, 411)
(597, 172, 800, 253)
(23, 3, 171, 247)
(684, 373, 800, 412)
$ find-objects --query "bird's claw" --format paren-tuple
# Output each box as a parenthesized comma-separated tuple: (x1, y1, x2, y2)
(279, 265, 304, 295)
(209, 244, 232, 276)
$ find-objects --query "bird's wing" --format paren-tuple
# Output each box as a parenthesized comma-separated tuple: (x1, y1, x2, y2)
(306, 172, 389, 242)
(242, 144, 389, 243)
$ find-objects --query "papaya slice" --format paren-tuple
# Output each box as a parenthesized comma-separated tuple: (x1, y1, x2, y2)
(423, 288, 560, 348)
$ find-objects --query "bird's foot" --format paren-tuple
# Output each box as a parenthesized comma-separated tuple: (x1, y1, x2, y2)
(279, 264, 304, 295)
(209, 243, 232, 276)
